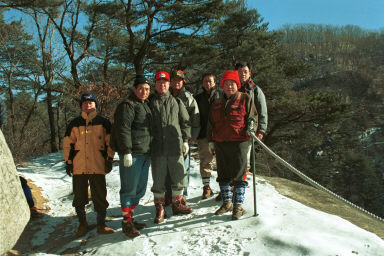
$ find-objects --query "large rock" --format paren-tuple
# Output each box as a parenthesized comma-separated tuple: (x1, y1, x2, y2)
(0, 130, 30, 254)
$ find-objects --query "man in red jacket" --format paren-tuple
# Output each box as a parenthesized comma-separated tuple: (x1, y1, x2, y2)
(207, 70, 257, 220)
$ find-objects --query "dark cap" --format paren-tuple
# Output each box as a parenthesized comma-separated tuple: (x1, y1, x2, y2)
(171, 70, 185, 81)
(134, 74, 149, 87)
(80, 92, 98, 108)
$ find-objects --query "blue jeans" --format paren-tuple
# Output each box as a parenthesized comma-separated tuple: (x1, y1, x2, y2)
(165, 151, 190, 199)
(119, 154, 150, 208)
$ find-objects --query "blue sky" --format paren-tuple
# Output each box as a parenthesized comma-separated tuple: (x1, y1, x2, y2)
(247, 0, 384, 31)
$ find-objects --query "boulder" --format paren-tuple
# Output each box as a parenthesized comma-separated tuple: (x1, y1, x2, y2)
(0, 130, 30, 254)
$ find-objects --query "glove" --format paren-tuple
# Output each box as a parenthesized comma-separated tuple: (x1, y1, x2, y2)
(65, 164, 73, 177)
(124, 153, 132, 167)
(105, 158, 113, 174)
(208, 142, 215, 155)
(182, 142, 189, 156)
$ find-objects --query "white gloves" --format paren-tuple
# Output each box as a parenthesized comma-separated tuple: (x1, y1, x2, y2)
(123, 153, 132, 167)
(208, 142, 215, 155)
(182, 142, 189, 156)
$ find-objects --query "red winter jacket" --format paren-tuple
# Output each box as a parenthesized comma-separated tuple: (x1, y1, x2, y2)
(208, 91, 257, 142)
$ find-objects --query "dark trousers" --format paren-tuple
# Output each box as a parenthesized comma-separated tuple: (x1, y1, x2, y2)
(215, 140, 250, 186)
(72, 174, 109, 212)
(20, 176, 34, 208)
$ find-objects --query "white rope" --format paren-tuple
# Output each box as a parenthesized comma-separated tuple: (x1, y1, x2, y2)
(250, 132, 384, 223)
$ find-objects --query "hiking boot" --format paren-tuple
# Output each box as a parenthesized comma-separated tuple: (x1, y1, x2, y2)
(215, 192, 222, 201)
(133, 221, 146, 230)
(122, 221, 140, 238)
(172, 198, 192, 215)
(214, 201, 233, 215)
(76, 220, 89, 237)
(232, 204, 246, 220)
(202, 185, 213, 199)
(97, 224, 115, 234)
(154, 203, 166, 223)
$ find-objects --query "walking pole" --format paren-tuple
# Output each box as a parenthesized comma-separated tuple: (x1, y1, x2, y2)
(247, 118, 258, 216)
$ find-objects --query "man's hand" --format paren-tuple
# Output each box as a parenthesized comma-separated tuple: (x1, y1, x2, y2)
(65, 164, 73, 177)
(208, 142, 215, 155)
(182, 142, 189, 156)
(105, 158, 113, 173)
(256, 131, 264, 140)
(124, 154, 132, 167)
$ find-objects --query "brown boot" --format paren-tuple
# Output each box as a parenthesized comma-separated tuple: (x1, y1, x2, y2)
(232, 204, 246, 220)
(97, 224, 115, 234)
(202, 185, 213, 199)
(214, 200, 233, 215)
(133, 221, 147, 230)
(172, 196, 192, 215)
(154, 201, 166, 224)
(122, 221, 140, 238)
(76, 220, 89, 237)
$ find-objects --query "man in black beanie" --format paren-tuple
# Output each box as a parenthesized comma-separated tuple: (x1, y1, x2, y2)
(111, 74, 152, 238)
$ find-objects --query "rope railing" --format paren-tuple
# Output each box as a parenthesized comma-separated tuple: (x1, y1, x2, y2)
(248, 126, 384, 223)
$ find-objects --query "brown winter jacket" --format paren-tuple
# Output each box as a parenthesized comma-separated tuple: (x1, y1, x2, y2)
(63, 111, 115, 175)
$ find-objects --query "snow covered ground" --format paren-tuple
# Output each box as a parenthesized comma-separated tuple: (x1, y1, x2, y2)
(16, 149, 384, 256)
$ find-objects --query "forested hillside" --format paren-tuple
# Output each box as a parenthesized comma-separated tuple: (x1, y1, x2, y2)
(0, 1, 382, 217)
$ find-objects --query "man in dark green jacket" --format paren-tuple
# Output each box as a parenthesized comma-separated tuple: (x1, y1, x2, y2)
(110, 74, 152, 238)
(149, 71, 192, 224)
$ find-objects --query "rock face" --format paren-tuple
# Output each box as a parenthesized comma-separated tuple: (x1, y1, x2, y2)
(0, 130, 30, 254)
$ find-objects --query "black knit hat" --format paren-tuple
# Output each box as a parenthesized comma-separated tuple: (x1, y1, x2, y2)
(80, 92, 98, 108)
(134, 74, 149, 87)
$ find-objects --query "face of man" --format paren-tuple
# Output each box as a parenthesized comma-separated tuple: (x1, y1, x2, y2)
(171, 77, 184, 91)
(81, 100, 96, 114)
(202, 75, 215, 93)
(237, 66, 251, 83)
(133, 83, 150, 101)
(155, 79, 170, 94)
(223, 80, 238, 97)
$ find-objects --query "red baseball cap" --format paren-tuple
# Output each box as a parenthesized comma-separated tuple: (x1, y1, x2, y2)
(155, 71, 170, 81)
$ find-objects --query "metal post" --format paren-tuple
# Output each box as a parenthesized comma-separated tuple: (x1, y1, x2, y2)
(247, 117, 258, 216)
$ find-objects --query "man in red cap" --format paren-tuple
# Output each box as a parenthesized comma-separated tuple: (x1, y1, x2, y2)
(207, 70, 257, 220)
(148, 71, 193, 224)
(161, 70, 200, 205)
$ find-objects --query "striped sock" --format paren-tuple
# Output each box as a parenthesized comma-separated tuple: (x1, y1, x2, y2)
(219, 182, 232, 202)
(233, 185, 246, 205)
(122, 206, 133, 223)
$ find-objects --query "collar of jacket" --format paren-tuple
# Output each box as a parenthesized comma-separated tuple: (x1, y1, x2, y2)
(81, 111, 97, 122)
(128, 92, 149, 104)
(224, 91, 238, 100)
(155, 90, 171, 98)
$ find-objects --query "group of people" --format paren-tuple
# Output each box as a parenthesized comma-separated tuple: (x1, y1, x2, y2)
(62, 61, 268, 238)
